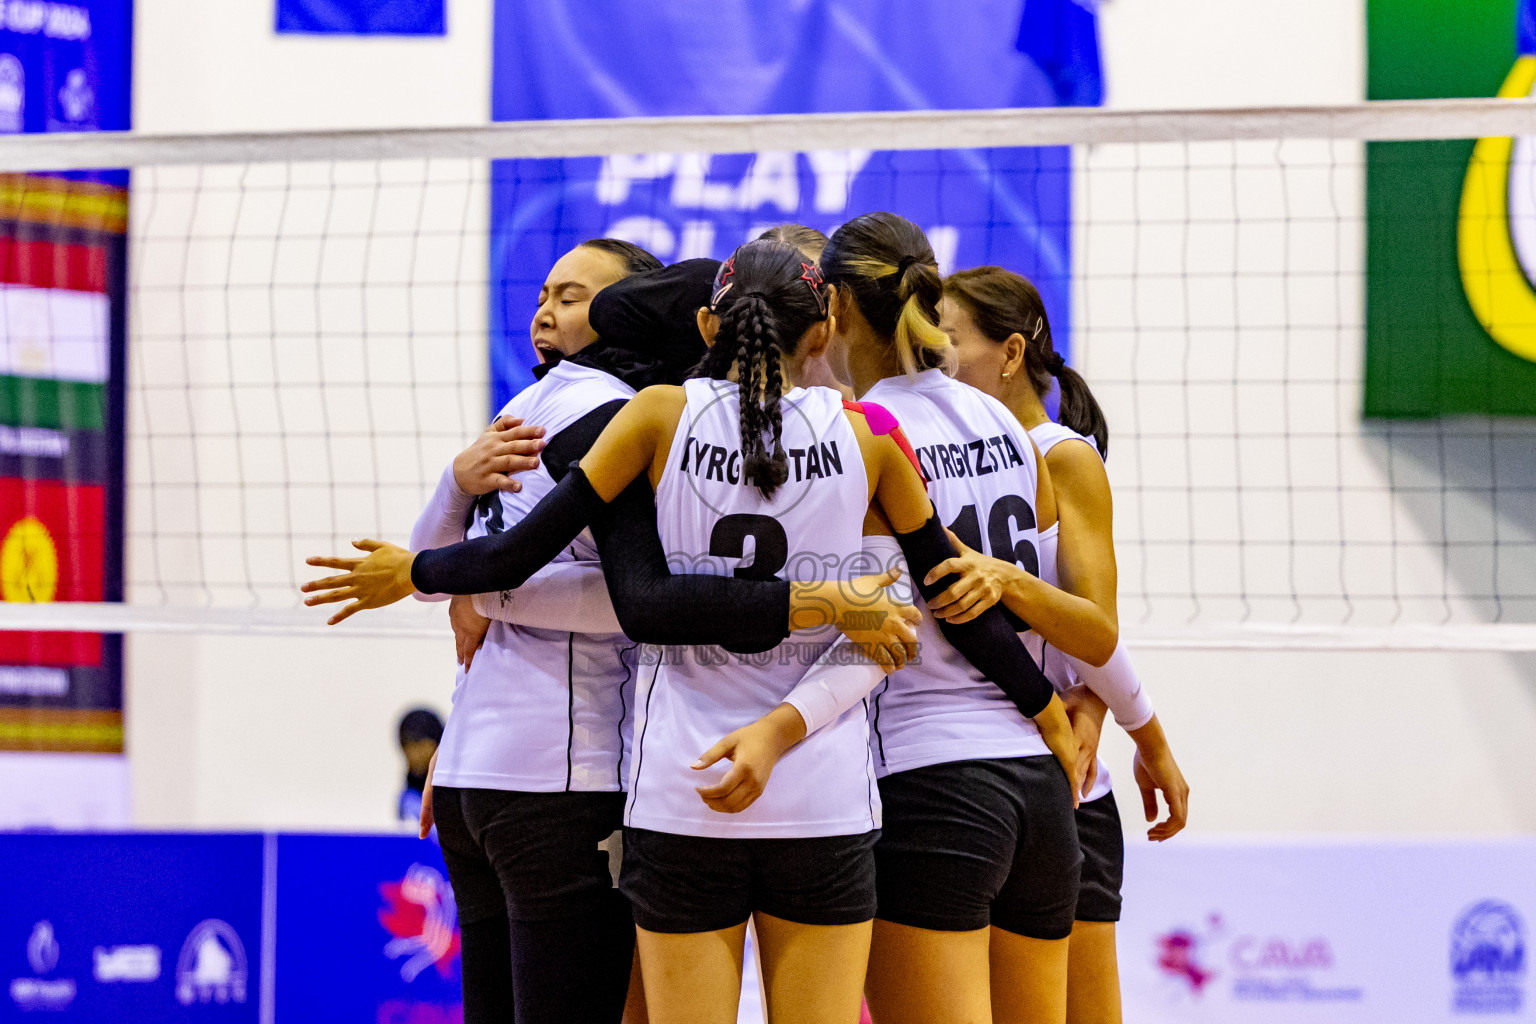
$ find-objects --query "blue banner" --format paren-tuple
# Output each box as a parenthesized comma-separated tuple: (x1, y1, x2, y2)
(0, 0, 131, 135)
(275, 834, 462, 1023)
(0, 833, 462, 1022)
(0, 833, 264, 1019)
(276, 0, 445, 36)
(488, 0, 1101, 410)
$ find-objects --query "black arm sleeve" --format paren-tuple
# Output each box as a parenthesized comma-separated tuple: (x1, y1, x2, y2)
(408, 400, 629, 596)
(895, 514, 1056, 718)
(412, 396, 791, 649)
(588, 478, 789, 653)
(410, 463, 606, 595)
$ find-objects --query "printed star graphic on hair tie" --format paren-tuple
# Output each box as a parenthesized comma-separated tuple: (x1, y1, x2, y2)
(711, 257, 736, 309)
(800, 262, 827, 314)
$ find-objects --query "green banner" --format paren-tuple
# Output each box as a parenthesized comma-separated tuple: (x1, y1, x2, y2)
(1366, 0, 1536, 416)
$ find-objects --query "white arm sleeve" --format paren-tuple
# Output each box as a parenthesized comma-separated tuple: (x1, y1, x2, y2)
(472, 560, 622, 634)
(781, 532, 909, 737)
(781, 638, 885, 738)
(1064, 641, 1155, 731)
(1037, 522, 1155, 730)
(409, 464, 478, 603)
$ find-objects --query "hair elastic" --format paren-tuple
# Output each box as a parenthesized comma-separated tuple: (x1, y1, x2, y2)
(799, 262, 828, 315)
(710, 257, 736, 309)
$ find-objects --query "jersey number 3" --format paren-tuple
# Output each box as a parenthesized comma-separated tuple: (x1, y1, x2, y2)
(709, 513, 789, 581)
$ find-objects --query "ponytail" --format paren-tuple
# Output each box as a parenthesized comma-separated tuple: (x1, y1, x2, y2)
(821, 213, 955, 378)
(692, 240, 829, 499)
(943, 266, 1110, 458)
(1053, 362, 1109, 460)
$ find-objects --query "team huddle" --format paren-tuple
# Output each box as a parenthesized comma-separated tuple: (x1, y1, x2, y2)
(303, 213, 1190, 1024)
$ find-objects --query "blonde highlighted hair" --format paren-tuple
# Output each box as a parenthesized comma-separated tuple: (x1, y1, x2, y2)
(820, 213, 955, 377)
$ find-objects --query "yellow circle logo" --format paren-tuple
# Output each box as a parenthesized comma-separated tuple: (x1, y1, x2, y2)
(1, 516, 58, 603)
(1459, 55, 1536, 364)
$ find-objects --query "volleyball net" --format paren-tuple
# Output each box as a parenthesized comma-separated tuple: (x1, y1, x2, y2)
(0, 99, 1533, 650)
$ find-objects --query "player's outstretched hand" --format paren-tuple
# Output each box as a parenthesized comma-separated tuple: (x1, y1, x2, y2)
(453, 416, 546, 495)
(302, 539, 417, 624)
(692, 704, 808, 814)
(830, 568, 922, 673)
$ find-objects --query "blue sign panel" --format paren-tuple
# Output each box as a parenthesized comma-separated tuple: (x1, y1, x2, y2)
(0, 0, 132, 135)
(0, 833, 264, 1021)
(276, 0, 445, 36)
(488, 0, 1101, 410)
(274, 834, 461, 1023)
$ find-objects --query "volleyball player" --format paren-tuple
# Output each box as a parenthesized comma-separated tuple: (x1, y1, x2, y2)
(303, 237, 1080, 1024)
(815, 213, 1115, 1024)
(418, 239, 829, 1024)
(754, 225, 851, 398)
(403, 237, 667, 1024)
(935, 265, 1191, 1024)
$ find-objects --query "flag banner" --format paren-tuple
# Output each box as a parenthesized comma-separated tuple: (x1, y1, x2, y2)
(0, 425, 110, 485)
(1366, 0, 1536, 416)
(0, 3, 129, 769)
(275, 0, 446, 36)
(488, 0, 1101, 410)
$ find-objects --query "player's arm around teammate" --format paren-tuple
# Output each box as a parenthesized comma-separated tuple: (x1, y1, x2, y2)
(811, 213, 1095, 1024)
(941, 265, 1189, 1024)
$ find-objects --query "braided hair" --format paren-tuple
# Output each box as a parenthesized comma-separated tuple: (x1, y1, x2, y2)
(692, 239, 829, 499)
(943, 266, 1109, 457)
(819, 211, 954, 377)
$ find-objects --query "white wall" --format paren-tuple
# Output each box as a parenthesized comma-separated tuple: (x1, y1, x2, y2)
(133, 0, 492, 132)
(112, 0, 1536, 837)
(1098, 0, 1364, 109)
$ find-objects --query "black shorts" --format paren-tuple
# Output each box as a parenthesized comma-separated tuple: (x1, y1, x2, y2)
(433, 786, 624, 923)
(619, 826, 879, 934)
(874, 756, 1081, 940)
(1074, 791, 1125, 923)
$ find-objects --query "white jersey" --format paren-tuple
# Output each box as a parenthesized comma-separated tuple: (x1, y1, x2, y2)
(862, 370, 1049, 776)
(1029, 420, 1114, 802)
(432, 362, 638, 794)
(628, 379, 879, 838)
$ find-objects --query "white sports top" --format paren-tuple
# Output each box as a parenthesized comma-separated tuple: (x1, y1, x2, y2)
(628, 378, 879, 838)
(1029, 419, 1156, 804)
(862, 370, 1049, 776)
(431, 362, 638, 794)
